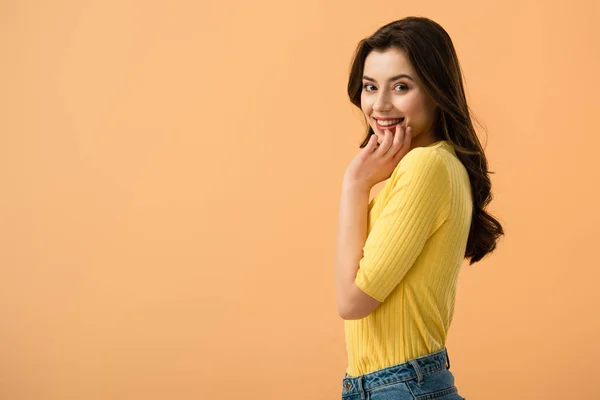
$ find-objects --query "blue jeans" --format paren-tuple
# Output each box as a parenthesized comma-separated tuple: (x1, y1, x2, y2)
(341, 347, 465, 400)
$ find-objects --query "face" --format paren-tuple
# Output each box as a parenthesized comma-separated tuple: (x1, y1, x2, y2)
(361, 48, 438, 148)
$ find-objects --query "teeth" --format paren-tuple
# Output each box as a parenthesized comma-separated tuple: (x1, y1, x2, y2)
(377, 118, 403, 126)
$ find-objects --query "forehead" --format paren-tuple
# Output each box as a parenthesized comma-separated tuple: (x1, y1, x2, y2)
(363, 48, 414, 76)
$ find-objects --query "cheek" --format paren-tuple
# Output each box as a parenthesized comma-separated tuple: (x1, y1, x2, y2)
(362, 105, 375, 125)
(361, 97, 372, 113)
(404, 113, 429, 135)
(397, 96, 421, 114)
(403, 100, 430, 125)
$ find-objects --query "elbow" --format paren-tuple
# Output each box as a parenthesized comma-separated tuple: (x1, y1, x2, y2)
(337, 283, 381, 320)
(337, 302, 352, 320)
(338, 302, 363, 320)
(337, 302, 349, 320)
(338, 283, 381, 320)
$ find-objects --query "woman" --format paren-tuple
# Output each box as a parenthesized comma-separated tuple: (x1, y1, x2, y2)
(334, 17, 504, 399)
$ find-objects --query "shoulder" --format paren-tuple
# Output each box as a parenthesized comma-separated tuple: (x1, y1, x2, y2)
(384, 145, 453, 223)
(394, 146, 449, 181)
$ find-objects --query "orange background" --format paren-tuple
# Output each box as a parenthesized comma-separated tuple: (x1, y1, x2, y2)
(1, 1, 599, 399)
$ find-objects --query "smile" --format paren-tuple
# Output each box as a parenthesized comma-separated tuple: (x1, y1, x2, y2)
(375, 118, 405, 130)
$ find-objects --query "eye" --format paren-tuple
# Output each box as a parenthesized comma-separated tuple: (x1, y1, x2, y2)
(362, 83, 408, 92)
(363, 83, 375, 91)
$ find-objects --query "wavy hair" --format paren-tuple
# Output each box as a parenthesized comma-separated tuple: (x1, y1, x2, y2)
(347, 16, 504, 264)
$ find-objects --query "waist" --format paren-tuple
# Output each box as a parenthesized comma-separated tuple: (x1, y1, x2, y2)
(342, 347, 450, 394)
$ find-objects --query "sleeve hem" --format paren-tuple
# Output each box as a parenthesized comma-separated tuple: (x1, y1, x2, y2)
(355, 276, 386, 303)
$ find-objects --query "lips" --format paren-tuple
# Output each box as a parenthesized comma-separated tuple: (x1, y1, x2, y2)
(375, 117, 405, 130)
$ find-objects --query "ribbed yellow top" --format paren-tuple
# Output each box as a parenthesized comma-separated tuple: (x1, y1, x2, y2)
(345, 140, 473, 377)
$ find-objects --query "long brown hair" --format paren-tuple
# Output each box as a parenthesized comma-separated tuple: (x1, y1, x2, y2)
(347, 16, 504, 264)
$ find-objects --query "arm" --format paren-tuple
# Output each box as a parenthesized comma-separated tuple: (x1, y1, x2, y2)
(334, 180, 382, 320)
(353, 150, 451, 304)
(335, 150, 451, 320)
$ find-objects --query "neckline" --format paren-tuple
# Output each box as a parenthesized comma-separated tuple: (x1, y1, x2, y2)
(425, 140, 447, 148)
(425, 140, 456, 155)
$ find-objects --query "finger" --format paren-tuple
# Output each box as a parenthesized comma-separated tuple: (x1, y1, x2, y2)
(373, 129, 387, 156)
(395, 123, 403, 146)
(366, 133, 378, 153)
(388, 125, 403, 156)
(404, 126, 412, 147)
(388, 124, 401, 155)
(375, 128, 393, 156)
(390, 124, 409, 161)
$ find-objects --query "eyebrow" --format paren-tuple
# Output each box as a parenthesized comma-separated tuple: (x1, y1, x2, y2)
(362, 74, 414, 82)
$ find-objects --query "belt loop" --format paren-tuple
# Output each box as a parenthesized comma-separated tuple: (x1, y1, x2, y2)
(445, 348, 451, 370)
(408, 359, 424, 386)
(357, 375, 366, 400)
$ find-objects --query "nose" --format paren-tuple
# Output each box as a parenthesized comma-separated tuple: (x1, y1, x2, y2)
(373, 93, 392, 112)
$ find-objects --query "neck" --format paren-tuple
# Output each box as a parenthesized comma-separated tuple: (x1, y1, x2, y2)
(409, 128, 440, 151)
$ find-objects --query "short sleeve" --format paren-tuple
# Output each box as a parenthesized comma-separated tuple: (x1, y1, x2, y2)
(354, 149, 451, 302)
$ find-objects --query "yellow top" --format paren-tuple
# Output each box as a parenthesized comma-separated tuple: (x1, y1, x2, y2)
(345, 140, 473, 377)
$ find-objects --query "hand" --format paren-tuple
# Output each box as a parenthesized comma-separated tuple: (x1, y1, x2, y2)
(344, 124, 412, 190)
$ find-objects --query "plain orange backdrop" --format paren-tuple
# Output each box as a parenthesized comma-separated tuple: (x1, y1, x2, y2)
(1, 1, 599, 399)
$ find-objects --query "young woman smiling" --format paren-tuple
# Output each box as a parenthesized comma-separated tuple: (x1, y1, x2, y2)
(334, 17, 504, 400)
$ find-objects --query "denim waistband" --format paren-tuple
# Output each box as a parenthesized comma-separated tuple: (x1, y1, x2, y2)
(342, 347, 450, 398)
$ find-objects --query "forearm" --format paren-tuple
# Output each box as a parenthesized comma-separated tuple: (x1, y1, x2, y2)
(334, 180, 371, 314)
